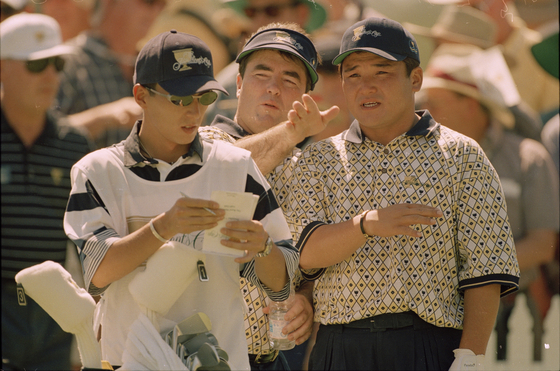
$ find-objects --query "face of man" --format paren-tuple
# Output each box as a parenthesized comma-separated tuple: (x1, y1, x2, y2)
(242, 0, 309, 33)
(341, 52, 422, 144)
(234, 49, 308, 134)
(135, 84, 209, 159)
(420, 87, 487, 141)
(0, 58, 61, 114)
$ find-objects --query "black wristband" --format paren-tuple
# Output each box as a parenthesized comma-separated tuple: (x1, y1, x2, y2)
(360, 210, 372, 239)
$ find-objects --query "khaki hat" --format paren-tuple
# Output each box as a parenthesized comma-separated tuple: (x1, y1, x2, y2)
(422, 43, 514, 128)
(404, 5, 497, 49)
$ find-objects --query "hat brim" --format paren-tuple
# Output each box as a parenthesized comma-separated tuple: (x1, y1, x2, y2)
(7, 44, 76, 61)
(236, 44, 318, 86)
(332, 48, 407, 66)
(224, 0, 327, 33)
(159, 74, 229, 97)
(422, 76, 514, 128)
(403, 22, 494, 49)
(531, 32, 559, 79)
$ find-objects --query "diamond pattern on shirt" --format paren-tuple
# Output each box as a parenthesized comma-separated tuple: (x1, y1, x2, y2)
(282, 126, 519, 328)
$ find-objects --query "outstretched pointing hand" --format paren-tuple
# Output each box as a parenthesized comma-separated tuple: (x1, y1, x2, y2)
(286, 94, 340, 143)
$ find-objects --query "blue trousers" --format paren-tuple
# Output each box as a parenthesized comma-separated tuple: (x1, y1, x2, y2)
(309, 312, 461, 371)
(2, 280, 73, 370)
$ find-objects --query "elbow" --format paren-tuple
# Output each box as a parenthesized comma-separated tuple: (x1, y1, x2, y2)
(299, 251, 316, 271)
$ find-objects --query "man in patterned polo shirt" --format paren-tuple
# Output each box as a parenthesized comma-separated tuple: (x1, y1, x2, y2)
(282, 17, 520, 370)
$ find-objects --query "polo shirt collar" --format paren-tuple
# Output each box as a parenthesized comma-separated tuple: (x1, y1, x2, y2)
(123, 120, 204, 167)
(343, 110, 439, 144)
(210, 114, 251, 140)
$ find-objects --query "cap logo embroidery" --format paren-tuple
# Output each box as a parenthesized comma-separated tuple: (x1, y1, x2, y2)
(273, 31, 303, 50)
(35, 31, 45, 43)
(172, 48, 211, 71)
(352, 25, 381, 41)
(409, 40, 418, 54)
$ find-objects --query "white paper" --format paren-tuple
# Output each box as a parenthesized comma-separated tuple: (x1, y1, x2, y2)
(201, 191, 259, 257)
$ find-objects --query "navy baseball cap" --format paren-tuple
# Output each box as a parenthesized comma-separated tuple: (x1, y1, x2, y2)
(236, 28, 319, 90)
(133, 30, 228, 96)
(333, 17, 420, 66)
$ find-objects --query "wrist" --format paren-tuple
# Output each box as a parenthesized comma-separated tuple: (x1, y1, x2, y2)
(359, 210, 372, 239)
(256, 236, 274, 258)
(149, 218, 168, 243)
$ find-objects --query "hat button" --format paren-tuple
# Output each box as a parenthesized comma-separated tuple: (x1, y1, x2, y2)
(170, 30, 177, 33)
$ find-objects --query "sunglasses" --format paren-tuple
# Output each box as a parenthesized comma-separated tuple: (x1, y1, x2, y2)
(144, 87, 218, 106)
(26, 57, 65, 73)
(243, 1, 299, 18)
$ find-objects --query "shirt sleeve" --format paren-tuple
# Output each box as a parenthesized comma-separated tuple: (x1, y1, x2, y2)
(240, 158, 299, 302)
(64, 164, 121, 295)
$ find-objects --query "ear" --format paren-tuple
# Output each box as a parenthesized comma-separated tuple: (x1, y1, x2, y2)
(133, 84, 149, 109)
(410, 66, 423, 93)
(236, 73, 242, 99)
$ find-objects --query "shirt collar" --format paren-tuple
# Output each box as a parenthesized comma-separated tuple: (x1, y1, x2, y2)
(123, 120, 204, 167)
(210, 114, 251, 140)
(343, 110, 439, 144)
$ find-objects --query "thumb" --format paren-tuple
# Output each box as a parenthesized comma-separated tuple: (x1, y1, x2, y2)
(321, 105, 341, 123)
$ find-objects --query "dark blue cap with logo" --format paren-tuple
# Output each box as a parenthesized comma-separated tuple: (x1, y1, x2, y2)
(133, 30, 228, 96)
(236, 28, 319, 90)
(333, 17, 420, 66)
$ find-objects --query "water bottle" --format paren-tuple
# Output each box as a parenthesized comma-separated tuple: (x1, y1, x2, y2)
(268, 289, 296, 350)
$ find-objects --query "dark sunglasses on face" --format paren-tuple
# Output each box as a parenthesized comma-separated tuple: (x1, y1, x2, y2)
(26, 57, 65, 73)
(243, 1, 299, 18)
(144, 86, 218, 106)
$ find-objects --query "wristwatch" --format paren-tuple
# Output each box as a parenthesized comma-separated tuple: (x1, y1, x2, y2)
(256, 236, 274, 258)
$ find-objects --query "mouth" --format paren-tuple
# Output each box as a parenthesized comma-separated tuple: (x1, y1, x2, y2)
(362, 101, 379, 108)
(261, 101, 279, 110)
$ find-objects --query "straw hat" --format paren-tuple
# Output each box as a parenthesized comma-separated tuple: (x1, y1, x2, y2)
(404, 5, 497, 49)
(422, 43, 515, 128)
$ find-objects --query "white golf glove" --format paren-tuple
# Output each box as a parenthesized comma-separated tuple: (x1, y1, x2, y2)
(449, 348, 485, 371)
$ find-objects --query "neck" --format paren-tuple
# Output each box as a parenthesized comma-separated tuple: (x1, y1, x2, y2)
(1, 99, 47, 148)
(361, 112, 420, 146)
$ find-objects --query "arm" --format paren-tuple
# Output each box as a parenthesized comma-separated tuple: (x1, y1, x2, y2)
(458, 284, 501, 355)
(66, 97, 142, 140)
(91, 196, 224, 288)
(299, 204, 443, 270)
(514, 228, 558, 271)
(235, 95, 339, 175)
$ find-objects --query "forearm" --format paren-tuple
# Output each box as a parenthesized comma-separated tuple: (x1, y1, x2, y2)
(235, 122, 298, 175)
(91, 217, 166, 288)
(254, 244, 289, 292)
(300, 216, 365, 270)
(66, 106, 111, 140)
(459, 284, 501, 355)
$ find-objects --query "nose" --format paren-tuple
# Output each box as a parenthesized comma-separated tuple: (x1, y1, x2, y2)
(266, 78, 281, 96)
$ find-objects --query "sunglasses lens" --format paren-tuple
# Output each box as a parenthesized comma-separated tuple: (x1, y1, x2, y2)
(26, 59, 49, 73)
(243, 7, 256, 18)
(264, 6, 281, 17)
(54, 57, 65, 72)
(199, 91, 218, 106)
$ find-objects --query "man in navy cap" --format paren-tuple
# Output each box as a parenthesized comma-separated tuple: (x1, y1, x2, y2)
(280, 17, 520, 370)
(63, 30, 299, 369)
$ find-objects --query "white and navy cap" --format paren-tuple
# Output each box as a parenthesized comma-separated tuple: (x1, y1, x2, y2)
(133, 30, 228, 96)
(236, 27, 319, 90)
(333, 17, 420, 66)
(0, 13, 74, 61)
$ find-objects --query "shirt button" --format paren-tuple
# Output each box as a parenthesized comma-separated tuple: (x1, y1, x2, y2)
(380, 168, 387, 174)
(383, 149, 389, 155)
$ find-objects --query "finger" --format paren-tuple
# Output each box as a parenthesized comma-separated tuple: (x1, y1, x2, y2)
(321, 105, 341, 123)
(225, 220, 261, 231)
(178, 195, 220, 211)
(301, 94, 320, 113)
(287, 110, 300, 123)
(293, 102, 309, 119)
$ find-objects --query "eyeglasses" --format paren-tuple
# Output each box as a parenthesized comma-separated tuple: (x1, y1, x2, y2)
(144, 86, 218, 106)
(243, 1, 300, 18)
(26, 57, 65, 73)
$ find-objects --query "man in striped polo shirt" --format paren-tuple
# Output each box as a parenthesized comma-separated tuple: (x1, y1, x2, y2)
(1, 13, 94, 370)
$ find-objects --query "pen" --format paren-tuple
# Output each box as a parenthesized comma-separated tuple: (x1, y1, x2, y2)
(180, 192, 216, 215)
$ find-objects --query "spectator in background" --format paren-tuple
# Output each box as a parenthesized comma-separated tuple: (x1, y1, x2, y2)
(405, 4, 543, 141)
(1, 13, 94, 370)
(55, 0, 166, 148)
(0, 0, 26, 22)
(419, 43, 559, 362)
(203, 0, 327, 125)
(31, 0, 94, 41)
(424, 0, 559, 118)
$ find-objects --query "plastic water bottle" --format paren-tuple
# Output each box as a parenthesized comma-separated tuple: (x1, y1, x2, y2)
(268, 290, 296, 350)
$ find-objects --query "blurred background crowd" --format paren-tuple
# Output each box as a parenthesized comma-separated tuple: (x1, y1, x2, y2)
(1, 0, 558, 370)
